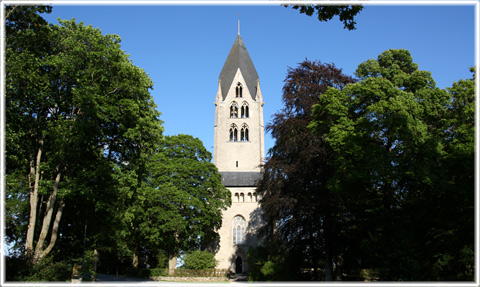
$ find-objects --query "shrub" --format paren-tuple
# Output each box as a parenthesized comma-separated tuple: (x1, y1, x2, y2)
(126, 267, 151, 278)
(150, 268, 168, 277)
(7, 255, 71, 282)
(24, 258, 71, 282)
(182, 250, 217, 270)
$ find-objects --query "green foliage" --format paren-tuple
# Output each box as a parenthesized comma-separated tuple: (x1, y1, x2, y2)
(247, 246, 275, 281)
(155, 250, 169, 268)
(258, 49, 473, 281)
(247, 246, 302, 281)
(182, 250, 218, 270)
(287, 4, 363, 30)
(150, 268, 169, 277)
(5, 4, 164, 274)
(247, 246, 285, 281)
(23, 257, 72, 282)
(309, 49, 474, 280)
(6, 253, 71, 282)
(73, 250, 98, 280)
(260, 261, 276, 278)
(128, 135, 230, 261)
(126, 267, 151, 278)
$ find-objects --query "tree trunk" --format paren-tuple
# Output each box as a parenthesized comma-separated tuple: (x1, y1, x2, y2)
(132, 246, 139, 269)
(33, 169, 63, 262)
(324, 214, 334, 281)
(93, 249, 99, 272)
(25, 140, 43, 256)
(335, 255, 343, 281)
(168, 254, 177, 276)
(324, 249, 333, 281)
(37, 200, 65, 260)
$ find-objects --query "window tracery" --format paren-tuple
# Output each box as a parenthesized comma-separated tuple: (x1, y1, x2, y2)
(229, 124, 238, 142)
(230, 101, 239, 118)
(241, 123, 249, 142)
(241, 102, 249, 118)
(232, 216, 246, 244)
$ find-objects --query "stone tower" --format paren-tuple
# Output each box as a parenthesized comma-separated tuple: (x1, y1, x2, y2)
(213, 30, 264, 274)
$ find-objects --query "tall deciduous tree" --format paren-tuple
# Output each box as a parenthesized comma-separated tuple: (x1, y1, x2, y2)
(310, 49, 474, 280)
(126, 135, 231, 274)
(257, 60, 355, 280)
(6, 6, 162, 263)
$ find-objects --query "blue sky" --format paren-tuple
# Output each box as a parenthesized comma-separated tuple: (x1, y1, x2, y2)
(41, 2, 476, 157)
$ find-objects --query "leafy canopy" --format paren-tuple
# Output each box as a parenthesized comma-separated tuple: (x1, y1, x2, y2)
(309, 49, 474, 280)
(286, 4, 363, 30)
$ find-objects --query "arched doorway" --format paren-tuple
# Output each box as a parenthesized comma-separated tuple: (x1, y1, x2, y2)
(235, 256, 243, 274)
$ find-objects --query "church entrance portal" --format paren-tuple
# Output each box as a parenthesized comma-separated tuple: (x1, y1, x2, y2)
(235, 257, 243, 274)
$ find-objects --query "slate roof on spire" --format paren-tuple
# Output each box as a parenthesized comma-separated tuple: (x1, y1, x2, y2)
(219, 35, 259, 101)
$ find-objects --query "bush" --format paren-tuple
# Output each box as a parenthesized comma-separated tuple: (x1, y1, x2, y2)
(247, 246, 300, 281)
(182, 250, 217, 270)
(24, 258, 71, 282)
(6, 254, 71, 282)
(126, 267, 151, 278)
(5, 253, 31, 281)
(150, 268, 168, 277)
(74, 250, 98, 280)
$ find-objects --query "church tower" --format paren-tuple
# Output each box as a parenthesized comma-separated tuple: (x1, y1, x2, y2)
(213, 29, 265, 274)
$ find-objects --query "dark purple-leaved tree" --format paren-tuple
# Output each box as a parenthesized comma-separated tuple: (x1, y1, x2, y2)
(257, 60, 355, 281)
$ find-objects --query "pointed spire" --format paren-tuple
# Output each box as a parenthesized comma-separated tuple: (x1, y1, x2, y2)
(219, 33, 259, 101)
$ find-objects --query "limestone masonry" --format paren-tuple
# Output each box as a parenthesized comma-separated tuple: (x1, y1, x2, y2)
(213, 32, 265, 274)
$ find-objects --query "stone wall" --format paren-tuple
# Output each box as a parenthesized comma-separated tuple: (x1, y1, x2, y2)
(150, 276, 228, 282)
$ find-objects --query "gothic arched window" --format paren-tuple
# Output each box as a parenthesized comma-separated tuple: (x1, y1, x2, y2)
(241, 102, 249, 118)
(241, 124, 249, 142)
(232, 216, 246, 244)
(230, 101, 238, 118)
(236, 83, 243, 98)
(229, 124, 238, 142)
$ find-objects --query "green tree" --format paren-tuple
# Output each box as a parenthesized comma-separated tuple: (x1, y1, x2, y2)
(257, 60, 355, 280)
(4, 4, 52, 254)
(286, 3, 363, 30)
(127, 135, 231, 274)
(5, 5, 162, 264)
(310, 49, 474, 280)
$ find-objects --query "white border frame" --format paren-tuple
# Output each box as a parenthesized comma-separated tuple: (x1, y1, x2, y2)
(1, 1, 478, 286)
